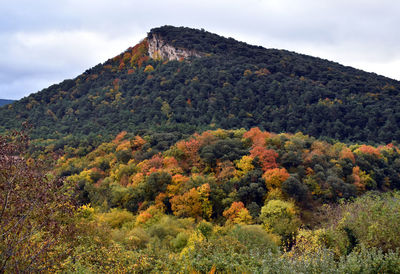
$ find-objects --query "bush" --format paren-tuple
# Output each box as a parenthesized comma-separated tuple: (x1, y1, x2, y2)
(171, 232, 190, 251)
(228, 225, 279, 254)
(97, 208, 135, 229)
(181, 235, 262, 272)
(338, 245, 400, 273)
(320, 191, 400, 253)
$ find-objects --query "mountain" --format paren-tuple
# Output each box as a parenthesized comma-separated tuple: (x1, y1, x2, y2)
(1, 25, 399, 144)
(0, 99, 14, 107)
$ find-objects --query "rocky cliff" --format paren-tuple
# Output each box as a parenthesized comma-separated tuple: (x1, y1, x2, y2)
(148, 34, 202, 61)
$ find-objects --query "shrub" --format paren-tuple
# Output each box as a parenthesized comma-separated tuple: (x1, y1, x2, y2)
(320, 191, 400, 253)
(97, 208, 135, 229)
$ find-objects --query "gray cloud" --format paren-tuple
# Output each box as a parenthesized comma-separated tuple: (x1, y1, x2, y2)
(1, 0, 399, 99)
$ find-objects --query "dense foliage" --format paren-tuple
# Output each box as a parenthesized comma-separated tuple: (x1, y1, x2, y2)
(0, 131, 75, 272)
(56, 128, 400, 220)
(1, 26, 400, 145)
(62, 201, 400, 273)
(2, 129, 400, 272)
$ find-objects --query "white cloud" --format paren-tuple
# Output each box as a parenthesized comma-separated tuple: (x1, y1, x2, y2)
(349, 59, 400, 81)
(0, 30, 144, 99)
(0, 0, 399, 99)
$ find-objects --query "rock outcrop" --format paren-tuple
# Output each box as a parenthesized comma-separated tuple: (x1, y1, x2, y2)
(148, 34, 202, 61)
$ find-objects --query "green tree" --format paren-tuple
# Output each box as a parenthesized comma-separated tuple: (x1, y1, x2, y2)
(260, 199, 300, 248)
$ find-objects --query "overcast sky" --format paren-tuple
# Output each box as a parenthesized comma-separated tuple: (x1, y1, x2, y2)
(1, 0, 399, 100)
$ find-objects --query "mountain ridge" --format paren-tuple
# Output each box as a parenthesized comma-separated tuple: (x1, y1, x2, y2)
(1, 25, 399, 145)
(0, 99, 14, 107)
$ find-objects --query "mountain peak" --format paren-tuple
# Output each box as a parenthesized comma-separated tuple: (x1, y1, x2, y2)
(147, 25, 262, 58)
(1, 26, 400, 144)
(147, 31, 203, 61)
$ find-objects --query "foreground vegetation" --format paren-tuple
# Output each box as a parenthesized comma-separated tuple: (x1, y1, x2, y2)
(2, 128, 400, 272)
(63, 192, 400, 273)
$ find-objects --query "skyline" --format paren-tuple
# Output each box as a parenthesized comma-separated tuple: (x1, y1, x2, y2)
(1, 0, 399, 99)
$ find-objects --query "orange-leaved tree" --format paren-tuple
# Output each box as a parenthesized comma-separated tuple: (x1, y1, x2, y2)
(170, 183, 212, 220)
(243, 127, 270, 147)
(263, 168, 290, 190)
(250, 146, 278, 172)
(223, 201, 253, 225)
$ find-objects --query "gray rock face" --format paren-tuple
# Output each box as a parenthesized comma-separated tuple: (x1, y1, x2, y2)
(148, 35, 202, 61)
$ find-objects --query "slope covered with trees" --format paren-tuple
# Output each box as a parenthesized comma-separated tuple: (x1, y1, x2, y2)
(16, 127, 400, 272)
(1, 26, 400, 145)
(55, 128, 400, 222)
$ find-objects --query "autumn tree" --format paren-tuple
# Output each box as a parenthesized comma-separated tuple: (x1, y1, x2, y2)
(355, 145, 381, 158)
(223, 201, 253, 225)
(0, 131, 75, 272)
(339, 147, 355, 164)
(235, 155, 254, 177)
(170, 183, 212, 220)
(175, 138, 201, 170)
(243, 127, 270, 147)
(144, 64, 154, 73)
(262, 168, 290, 190)
(352, 166, 374, 192)
(249, 146, 278, 172)
(167, 174, 190, 196)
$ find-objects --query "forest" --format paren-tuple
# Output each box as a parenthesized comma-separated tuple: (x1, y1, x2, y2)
(2, 128, 400, 272)
(1, 26, 400, 272)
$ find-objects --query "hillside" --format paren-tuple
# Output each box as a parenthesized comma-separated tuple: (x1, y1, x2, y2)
(0, 99, 14, 107)
(45, 128, 400, 271)
(1, 26, 400, 145)
(59, 128, 400, 217)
